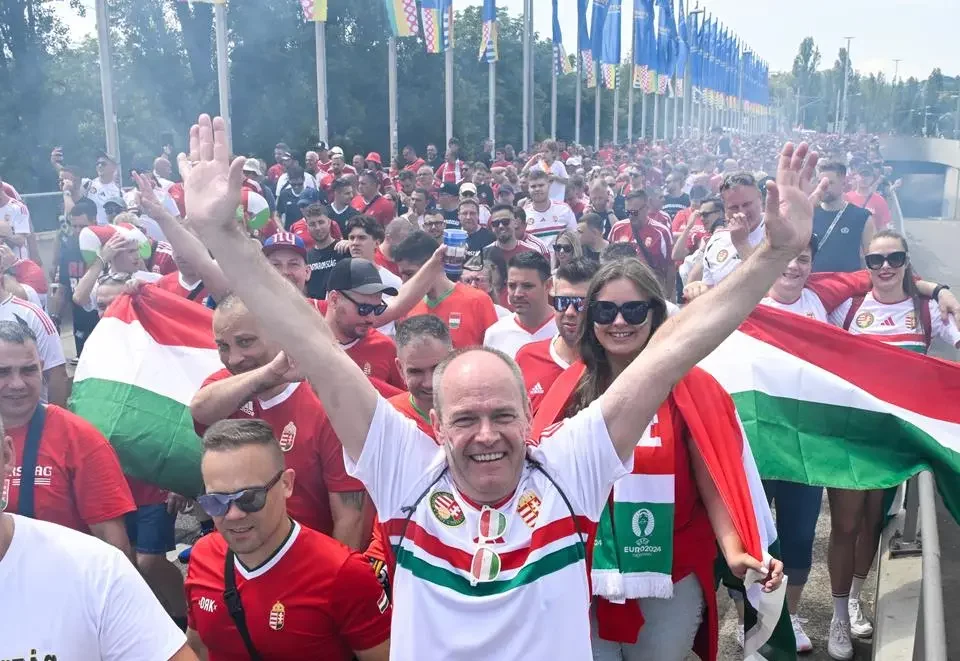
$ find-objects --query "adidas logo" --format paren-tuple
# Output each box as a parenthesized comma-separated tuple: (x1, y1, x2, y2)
(529, 383, 545, 395)
(880, 316, 896, 327)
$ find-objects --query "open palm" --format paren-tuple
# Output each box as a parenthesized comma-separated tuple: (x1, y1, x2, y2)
(762, 142, 827, 255)
(179, 115, 246, 232)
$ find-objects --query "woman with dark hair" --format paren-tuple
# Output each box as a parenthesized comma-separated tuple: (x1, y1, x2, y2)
(822, 229, 960, 660)
(532, 257, 783, 661)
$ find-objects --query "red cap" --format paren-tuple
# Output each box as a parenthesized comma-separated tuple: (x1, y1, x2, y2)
(365, 152, 382, 165)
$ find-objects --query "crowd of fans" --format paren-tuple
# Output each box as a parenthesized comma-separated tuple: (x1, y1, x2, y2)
(0, 120, 956, 661)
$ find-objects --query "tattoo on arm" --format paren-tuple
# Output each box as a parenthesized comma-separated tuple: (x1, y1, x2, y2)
(338, 491, 366, 511)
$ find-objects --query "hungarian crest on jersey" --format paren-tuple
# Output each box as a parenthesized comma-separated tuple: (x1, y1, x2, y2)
(279, 422, 297, 452)
(0, 477, 8, 511)
(516, 489, 542, 528)
(429, 491, 465, 527)
(269, 601, 285, 631)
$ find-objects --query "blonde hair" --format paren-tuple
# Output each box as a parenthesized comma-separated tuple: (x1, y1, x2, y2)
(552, 230, 584, 271)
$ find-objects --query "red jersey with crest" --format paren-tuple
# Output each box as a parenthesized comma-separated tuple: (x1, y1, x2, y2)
(194, 372, 364, 535)
(342, 329, 405, 389)
(607, 219, 673, 279)
(1, 405, 135, 531)
(405, 283, 499, 348)
(153, 271, 209, 302)
(514, 337, 571, 415)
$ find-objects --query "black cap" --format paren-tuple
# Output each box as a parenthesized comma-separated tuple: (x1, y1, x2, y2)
(327, 258, 399, 296)
(439, 182, 459, 196)
(316, 140, 328, 151)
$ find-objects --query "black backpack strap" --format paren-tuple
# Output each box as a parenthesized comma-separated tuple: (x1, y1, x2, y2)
(16, 404, 47, 518)
(186, 281, 205, 301)
(224, 551, 263, 661)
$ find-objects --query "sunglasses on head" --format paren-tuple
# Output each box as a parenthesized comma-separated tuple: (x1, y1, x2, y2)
(865, 251, 907, 270)
(196, 471, 283, 517)
(339, 290, 388, 316)
(590, 300, 652, 325)
(551, 295, 586, 313)
(553, 243, 573, 254)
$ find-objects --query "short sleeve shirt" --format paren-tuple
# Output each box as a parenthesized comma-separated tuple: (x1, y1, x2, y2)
(342, 330, 405, 389)
(760, 289, 829, 322)
(514, 337, 570, 414)
(701, 221, 766, 287)
(0, 199, 31, 259)
(828, 294, 960, 353)
(521, 200, 577, 249)
(0, 295, 66, 374)
(405, 283, 499, 348)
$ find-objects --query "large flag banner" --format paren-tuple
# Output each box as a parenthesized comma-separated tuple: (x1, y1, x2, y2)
(299, 0, 327, 22)
(70, 288, 221, 498)
(634, 0, 656, 93)
(590, 0, 610, 90)
(552, 0, 573, 75)
(655, 0, 677, 95)
(699, 305, 960, 521)
(421, 0, 454, 53)
(578, 0, 595, 88)
(478, 0, 498, 62)
(599, 0, 621, 89)
(675, 0, 688, 97)
(384, 0, 420, 38)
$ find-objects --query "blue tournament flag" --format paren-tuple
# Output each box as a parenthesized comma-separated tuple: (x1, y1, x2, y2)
(578, 0, 595, 87)
(655, 0, 677, 94)
(552, 0, 573, 74)
(676, 0, 689, 91)
(478, 0, 498, 62)
(599, 0, 622, 89)
(591, 0, 610, 65)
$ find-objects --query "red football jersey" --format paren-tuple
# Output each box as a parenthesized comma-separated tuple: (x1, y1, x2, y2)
(342, 330, 404, 389)
(152, 271, 208, 302)
(373, 246, 399, 276)
(194, 372, 364, 535)
(2, 405, 135, 531)
(150, 241, 179, 276)
(608, 220, 673, 279)
(514, 338, 570, 414)
(405, 283, 499, 348)
(186, 522, 391, 661)
(350, 194, 396, 228)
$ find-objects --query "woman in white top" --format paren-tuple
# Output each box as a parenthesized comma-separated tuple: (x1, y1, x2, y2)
(823, 229, 960, 660)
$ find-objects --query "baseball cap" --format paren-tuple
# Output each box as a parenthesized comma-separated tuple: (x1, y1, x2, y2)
(327, 258, 399, 296)
(439, 182, 459, 196)
(365, 152, 382, 165)
(566, 156, 582, 167)
(459, 182, 478, 196)
(316, 140, 328, 151)
(297, 187, 322, 207)
(104, 196, 127, 210)
(330, 146, 345, 158)
(243, 158, 263, 176)
(262, 232, 307, 260)
(497, 183, 515, 196)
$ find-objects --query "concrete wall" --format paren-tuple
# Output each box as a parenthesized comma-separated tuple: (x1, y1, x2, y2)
(881, 137, 960, 219)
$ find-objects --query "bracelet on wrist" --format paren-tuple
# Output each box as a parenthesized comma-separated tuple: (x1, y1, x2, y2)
(932, 284, 950, 302)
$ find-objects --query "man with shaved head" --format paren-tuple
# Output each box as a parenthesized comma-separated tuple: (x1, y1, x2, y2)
(183, 114, 818, 660)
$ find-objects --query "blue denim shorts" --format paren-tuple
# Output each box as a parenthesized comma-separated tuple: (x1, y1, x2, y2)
(125, 503, 176, 555)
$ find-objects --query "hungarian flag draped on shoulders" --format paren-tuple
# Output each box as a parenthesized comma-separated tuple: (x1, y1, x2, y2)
(532, 364, 790, 661)
(69, 287, 221, 498)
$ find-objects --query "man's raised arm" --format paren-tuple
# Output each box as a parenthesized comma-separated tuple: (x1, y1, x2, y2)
(601, 142, 826, 461)
(182, 115, 376, 462)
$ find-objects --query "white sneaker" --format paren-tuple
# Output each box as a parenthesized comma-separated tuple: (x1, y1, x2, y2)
(849, 598, 874, 638)
(736, 624, 744, 649)
(828, 618, 854, 660)
(791, 614, 813, 653)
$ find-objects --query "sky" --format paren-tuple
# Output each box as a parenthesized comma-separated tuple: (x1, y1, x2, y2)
(59, 0, 957, 81)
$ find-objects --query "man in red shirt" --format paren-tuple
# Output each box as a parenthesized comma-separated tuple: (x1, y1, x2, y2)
(515, 258, 597, 413)
(329, 147, 357, 181)
(482, 204, 542, 307)
(185, 418, 391, 661)
(266, 143, 289, 184)
(351, 171, 397, 227)
(435, 148, 466, 185)
(376, 218, 411, 276)
(402, 145, 426, 173)
(845, 163, 891, 230)
(388, 314, 452, 437)
(0, 320, 134, 555)
(190, 295, 370, 549)
(608, 189, 675, 295)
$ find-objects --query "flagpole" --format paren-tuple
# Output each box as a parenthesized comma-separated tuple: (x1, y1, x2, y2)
(551, 60, 558, 139)
(489, 61, 496, 153)
(522, 0, 531, 148)
(672, 77, 679, 139)
(445, 48, 454, 145)
(612, 73, 619, 145)
(94, 0, 121, 175)
(594, 83, 601, 149)
(641, 91, 648, 139)
(627, 73, 634, 142)
(652, 92, 659, 141)
(575, 67, 582, 144)
(388, 36, 398, 165)
(213, 1, 232, 154)
(528, 5, 535, 144)
(315, 21, 328, 145)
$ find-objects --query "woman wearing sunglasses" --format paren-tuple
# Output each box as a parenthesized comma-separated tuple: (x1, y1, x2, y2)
(532, 258, 783, 661)
(821, 229, 960, 660)
(551, 230, 583, 272)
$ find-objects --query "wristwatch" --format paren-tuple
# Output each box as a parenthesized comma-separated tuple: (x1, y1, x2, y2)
(932, 284, 951, 302)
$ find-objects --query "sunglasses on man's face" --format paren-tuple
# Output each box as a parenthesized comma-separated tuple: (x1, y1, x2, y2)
(339, 290, 388, 316)
(196, 471, 283, 517)
(865, 251, 907, 270)
(551, 295, 586, 313)
(590, 300, 652, 326)
(489, 219, 512, 229)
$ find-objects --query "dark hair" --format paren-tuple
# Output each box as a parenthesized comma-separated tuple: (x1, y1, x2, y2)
(869, 230, 926, 336)
(285, 164, 304, 181)
(70, 197, 98, 219)
(528, 169, 549, 182)
(403, 144, 417, 154)
(507, 251, 550, 282)
(202, 419, 284, 470)
(458, 198, 480, 212)
(393, 230, 440, 266)
(719, 171, 759, 193)
(819, 161, 847, 177)
(625, 189, 647, 203)
(601, 242, 642, 263)
(413, 187, 431, 198)
(398, 170, 416, 182)
(579, 212, 604, 233)
(569, 259, 667, 416)
(303, 202, 331, 218)
(514, 206, 526, 223)
(555, 257, 600, 285)
(689, 185, 710, 203)
(345, 215, 384, 242)
(490, 203, 515, 217)
(395, 314, 452, 350)
(275, 142, 289, 151)
(359, 170, 379, 186)
(0, 319, 37, 345)
(332, 177, 354, 193)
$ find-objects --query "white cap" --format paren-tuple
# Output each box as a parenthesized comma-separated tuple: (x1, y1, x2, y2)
(242, 158, 263, 176)
(459, 182, 478, 196)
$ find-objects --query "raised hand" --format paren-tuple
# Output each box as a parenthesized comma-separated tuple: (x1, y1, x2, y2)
(726, 212, 749, 247)
(762, 142, 827, 256)
(179, 114, 246, 234)
(131, 172, 167, 222)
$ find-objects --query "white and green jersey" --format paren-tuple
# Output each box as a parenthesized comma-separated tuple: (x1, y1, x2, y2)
(760, 288, 828, 322)
(346, 397, 629, 661)
(829, 293, 960, 353)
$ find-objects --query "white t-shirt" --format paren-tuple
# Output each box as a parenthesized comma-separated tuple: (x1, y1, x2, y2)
(275, 171, 318, 197)
(484, 314, 558, 360)
(345, 397, 630, 661)
(375, 266, 403, 338)
(521, 200, 577, 250)
(494, 303, 511, 318)
(828, 293, 960, 353)
(0, 199, 31, 260)
(760, 288, 828, 322)
(701, 220, 766, 287)
(530, 159, 569, 201)
(0, 515, 187, 660)
(0, 294, 65, 375)
(85, 178, 122, 226)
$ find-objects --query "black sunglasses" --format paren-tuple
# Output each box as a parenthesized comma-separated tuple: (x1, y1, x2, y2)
(627, 209, 645, 217)
(339, 290, 387, 316)
(590, 300, 652, 325)
(865, 251, 907, 270)
(553, 243, 574, 254)
(551, 295, 586, 313)
(196, 471, 283, 517)
(490, 219, 512, 228)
